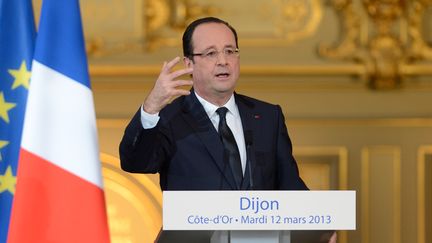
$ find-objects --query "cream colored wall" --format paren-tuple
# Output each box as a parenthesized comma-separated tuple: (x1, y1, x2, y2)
(41, 0, 432, 242)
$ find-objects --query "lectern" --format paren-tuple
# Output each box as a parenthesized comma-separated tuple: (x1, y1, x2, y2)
(156, 230, 334, 243)
(158, 191, 355, 243)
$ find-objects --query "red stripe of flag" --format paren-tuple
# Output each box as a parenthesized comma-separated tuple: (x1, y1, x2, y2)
(8, 149, 110, 243)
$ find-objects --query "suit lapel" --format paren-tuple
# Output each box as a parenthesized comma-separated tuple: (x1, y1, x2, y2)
(236, 94, 259, 190)
(181, 92, 237, 190)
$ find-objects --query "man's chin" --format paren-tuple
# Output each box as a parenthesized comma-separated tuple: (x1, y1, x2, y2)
(214, 81, 236, 91)
(214, 85, 235, 94)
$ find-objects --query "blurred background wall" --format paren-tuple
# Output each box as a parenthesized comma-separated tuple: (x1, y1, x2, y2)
(35, 0, 432, 242)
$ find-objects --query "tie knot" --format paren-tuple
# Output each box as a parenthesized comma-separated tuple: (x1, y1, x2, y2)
(216, 107, 229, 118)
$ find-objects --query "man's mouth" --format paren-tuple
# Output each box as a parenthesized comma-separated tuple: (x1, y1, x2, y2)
(215, 72, 230, 78)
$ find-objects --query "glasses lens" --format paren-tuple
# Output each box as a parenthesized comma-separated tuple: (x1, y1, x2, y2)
(197, 48, 239, 60)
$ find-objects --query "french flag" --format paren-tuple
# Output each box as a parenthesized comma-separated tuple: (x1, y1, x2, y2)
(8, 0, 110, 242)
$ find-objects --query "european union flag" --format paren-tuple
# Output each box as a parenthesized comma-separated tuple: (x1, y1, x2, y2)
(0, 0, 35, 241)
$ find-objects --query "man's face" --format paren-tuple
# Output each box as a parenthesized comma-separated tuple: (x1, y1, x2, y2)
(185, 23, 240, 101)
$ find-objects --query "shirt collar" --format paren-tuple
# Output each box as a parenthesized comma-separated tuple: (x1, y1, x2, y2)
(195, 92, 238, 118)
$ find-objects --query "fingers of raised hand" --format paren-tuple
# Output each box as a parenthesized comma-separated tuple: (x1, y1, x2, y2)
(162, 56, 181, 73)
(169, 67, 193, 79)
(157, 57, 193, 91)
(143, 58, 193, 113)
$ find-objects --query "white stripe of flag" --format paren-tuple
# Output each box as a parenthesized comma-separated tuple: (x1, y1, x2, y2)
(21, 61, 103, 188)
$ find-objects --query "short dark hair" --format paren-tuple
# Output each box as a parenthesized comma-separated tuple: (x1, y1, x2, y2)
(182, 17, 238, 59)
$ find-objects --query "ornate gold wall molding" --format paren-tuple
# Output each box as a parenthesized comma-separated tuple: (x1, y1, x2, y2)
(143, 0, 221, 51)
(320, 0, 432, 89)
(417, 146, 432, 243)
(361, 146, 401, 243)
(80, 0, 323, 55)
(144, 0, 323, 49)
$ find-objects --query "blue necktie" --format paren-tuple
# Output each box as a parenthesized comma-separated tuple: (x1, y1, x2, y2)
(216, 107, 243, 189)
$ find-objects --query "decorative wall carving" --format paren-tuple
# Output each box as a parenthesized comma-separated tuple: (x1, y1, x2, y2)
(80, 0, 322, 55)
(144, 0, 221, 50)
(33, 0, 432, 89)
(144, 0, 323, 49)
(320, 0, 432, 89)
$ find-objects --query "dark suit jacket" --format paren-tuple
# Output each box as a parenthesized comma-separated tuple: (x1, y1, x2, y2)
(119, 91, 307, 191)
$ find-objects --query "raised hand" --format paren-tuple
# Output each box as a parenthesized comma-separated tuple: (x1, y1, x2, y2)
(143, 57, 193, 114)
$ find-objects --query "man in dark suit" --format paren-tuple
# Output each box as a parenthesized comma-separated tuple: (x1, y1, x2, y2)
(120, 17, 338, 242)
(119, 17, 308, 191)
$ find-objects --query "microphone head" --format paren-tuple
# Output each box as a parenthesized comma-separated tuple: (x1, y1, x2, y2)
(244, 130, 253, 145)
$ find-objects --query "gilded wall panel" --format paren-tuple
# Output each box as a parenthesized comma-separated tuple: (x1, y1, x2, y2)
(426, 153, 432, 243)
(298, 162, 331, 190)
(361, 147, 401, 243)
(417, 146, 432, 243)
(294, 146, 348, 190)
(294, 146, 349, 243)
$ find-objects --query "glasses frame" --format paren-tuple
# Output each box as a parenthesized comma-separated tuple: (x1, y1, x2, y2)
(190, 48, 240, 61)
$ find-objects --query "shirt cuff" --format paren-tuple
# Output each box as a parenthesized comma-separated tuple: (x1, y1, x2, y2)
(140, 105, 160, 129)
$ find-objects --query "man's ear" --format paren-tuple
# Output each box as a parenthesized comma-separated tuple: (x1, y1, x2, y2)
(183, 57, 194, 78)
(183, 56, 193, 68)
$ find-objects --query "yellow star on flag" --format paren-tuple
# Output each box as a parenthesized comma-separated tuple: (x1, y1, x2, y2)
(8, 60, 31, 90)
(0, 140, 9, 161)
(0, 92, 16, 123)
(0, 166, 16, 194)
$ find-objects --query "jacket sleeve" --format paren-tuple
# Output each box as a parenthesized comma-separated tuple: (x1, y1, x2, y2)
(119, 107, 172, 174)
(275, 105, 309, 190)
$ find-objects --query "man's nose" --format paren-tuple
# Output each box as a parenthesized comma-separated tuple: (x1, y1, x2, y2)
(216, 52, 228, 65)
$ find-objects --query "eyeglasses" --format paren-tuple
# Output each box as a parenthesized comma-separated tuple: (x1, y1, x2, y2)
(191, 47, 240, 61)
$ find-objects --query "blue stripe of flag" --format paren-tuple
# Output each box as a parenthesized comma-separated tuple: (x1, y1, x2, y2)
(33, 0, 90, 88)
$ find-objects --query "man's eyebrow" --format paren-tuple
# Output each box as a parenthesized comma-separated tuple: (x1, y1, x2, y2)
(197, 45, 217, 52)
(198, 44, 236, 52)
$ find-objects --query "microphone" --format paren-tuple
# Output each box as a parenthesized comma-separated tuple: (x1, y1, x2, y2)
(244, 130, 254, 190)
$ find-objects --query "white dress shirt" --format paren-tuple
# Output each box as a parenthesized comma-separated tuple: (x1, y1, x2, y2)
(140, 93, 246, 174)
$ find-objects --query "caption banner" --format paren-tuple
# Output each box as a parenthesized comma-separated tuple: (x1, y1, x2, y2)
(163, 190, 356, 230)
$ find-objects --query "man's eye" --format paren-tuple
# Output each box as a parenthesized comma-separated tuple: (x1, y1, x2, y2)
(225, 49, 235, 55)
(205, 51, 217, 57)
